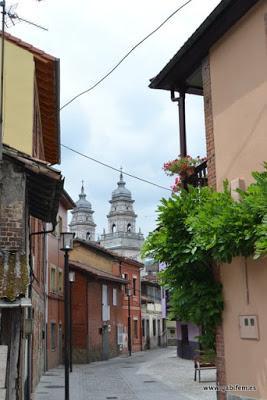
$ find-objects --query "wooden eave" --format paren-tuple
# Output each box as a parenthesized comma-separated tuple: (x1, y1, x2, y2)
(3, 144, 63, 225)
(149, 0, 260, 93)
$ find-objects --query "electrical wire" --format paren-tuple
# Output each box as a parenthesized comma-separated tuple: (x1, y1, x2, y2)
(60, 0, 193, 111)
(61, 143, 172, 192)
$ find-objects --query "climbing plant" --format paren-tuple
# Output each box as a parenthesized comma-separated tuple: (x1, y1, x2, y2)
(142, 165, 267, 352)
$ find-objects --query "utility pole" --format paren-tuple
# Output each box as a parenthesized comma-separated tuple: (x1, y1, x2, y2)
(127, 287, 132, 356)
(0, 0, 5, 165)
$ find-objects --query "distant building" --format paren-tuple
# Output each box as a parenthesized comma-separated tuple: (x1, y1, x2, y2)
(69, 239, 142, 362)
(100, 171, 144, 259)
(141, 258, 166, 350)
(69, 183, 96, 241)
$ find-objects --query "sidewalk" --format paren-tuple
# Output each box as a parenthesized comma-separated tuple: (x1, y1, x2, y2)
(33, 347, 216, 400)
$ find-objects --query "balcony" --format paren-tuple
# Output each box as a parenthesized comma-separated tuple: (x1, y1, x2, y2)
(182, 160, 208, 189)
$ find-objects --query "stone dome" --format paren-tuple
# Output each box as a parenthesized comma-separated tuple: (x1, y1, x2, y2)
(111, 171, 132, 200)
(75, 184, 92, 209)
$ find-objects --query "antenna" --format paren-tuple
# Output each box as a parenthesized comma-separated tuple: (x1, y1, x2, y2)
(5, 3, 48, 31)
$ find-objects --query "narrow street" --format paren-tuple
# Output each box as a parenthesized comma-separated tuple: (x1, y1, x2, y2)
(33, 348, 216, 400)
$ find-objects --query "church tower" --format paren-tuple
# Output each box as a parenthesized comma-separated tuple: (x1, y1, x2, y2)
(100, 171, 144, 259)
(69, 183, 96, 241)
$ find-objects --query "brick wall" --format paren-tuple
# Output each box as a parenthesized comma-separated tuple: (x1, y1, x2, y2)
(0, 160, 28, 300)
(0, 160, 25, 251)
(202, 57, 226, 400)
(121, 262, 142, 353)
(202, 57, 217, 191)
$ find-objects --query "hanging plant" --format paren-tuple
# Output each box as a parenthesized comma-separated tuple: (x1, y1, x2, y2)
(163, 155, 206, 177)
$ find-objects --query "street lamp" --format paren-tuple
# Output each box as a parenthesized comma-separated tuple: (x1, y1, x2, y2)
(126, 287, 132, 356)
(60, 232, 74, 400)
(69, 271, 75, 373)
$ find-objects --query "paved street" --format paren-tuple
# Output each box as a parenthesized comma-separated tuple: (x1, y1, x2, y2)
(33, 347, 216, 400)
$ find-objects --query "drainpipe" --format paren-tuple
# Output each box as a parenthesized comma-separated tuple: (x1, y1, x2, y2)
(171, 90, 187, 157)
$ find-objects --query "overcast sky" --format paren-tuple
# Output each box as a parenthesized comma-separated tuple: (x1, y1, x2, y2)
(10, 0, 221, 237)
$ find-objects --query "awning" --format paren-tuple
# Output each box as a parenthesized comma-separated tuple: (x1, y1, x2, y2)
(3, 144, 63, 225)
(70, 261, 129, 284)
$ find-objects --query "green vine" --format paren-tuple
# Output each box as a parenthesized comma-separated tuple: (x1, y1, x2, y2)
(142, 165, 267, 352)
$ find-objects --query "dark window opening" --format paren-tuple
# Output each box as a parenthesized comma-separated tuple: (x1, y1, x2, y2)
(153, 319, 156, 336)
(181, 324, 189, 344)
(133, 278, 137, 296)
(51, 322, 57, 351)
(112, 224, 116, 233)
(142, 319, 145, 337)
(127, 223, 132, 232)
(134, 320, 138, 339)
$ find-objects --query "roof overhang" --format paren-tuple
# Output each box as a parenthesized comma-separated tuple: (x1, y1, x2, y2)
(61, 189, 76, 210)
(70, 261, 128, 284)
(3, 33, 61, 164)
(149, 0, 260, 94)
(4, 145, 63, 225)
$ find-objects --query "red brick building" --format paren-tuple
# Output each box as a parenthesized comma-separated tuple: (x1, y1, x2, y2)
(69, 239, 142, 362)
(120, 259, 142, 353)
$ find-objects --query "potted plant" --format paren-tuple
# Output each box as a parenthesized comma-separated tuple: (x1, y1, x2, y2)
(163, 155, 206, 179)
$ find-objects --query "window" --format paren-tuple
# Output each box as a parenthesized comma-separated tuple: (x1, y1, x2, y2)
(113, 288, 117, 306)
(127, 223, 132, 232)
(133, 278, 137, 296)
(86, 232, 91, 241)
(153, 319, 156, 336)
(51, 322, 57, 351)
(117, 324, 124, 345)
(142, 319, 145, 337)
(102, 284, 110, 321)
(112, 224, 116, 233)
(181, 324, 189, 344)
(58, 270, 63, 293)
(50, 267, 56, 292)
(134, 319, 138, 339)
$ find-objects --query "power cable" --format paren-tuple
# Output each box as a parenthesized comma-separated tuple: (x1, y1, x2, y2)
(60, 0, 193, 111)
(61, 144, 172, 192)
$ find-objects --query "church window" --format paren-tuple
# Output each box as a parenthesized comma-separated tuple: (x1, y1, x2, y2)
(86, 232, 91, 240)
(127, 223, 132, 232)
(112, 224, 116, 233)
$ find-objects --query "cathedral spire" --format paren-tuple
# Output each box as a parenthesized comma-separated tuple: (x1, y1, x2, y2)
(100, 173, 144, 259)
(118, 168, 125, 187)
(69, 183, 96, 241)
(79, 180, 86, 199)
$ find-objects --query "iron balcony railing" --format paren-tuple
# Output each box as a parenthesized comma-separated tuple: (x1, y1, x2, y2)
(182, 160, 208, 189)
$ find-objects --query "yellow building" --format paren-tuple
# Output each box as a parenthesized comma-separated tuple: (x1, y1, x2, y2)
(1, 32, 60, 164)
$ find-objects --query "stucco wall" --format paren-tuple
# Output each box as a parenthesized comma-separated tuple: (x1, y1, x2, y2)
(221, 258, 267, 398)
(210, 1, 267, 190)
(2, 40, 34, 155)
(208, 2, 267, 398)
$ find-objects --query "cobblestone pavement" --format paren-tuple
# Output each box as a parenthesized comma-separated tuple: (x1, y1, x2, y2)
(33, 347, 216, 400)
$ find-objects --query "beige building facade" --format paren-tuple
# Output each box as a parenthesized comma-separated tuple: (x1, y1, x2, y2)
(149, 0, 267, 399)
